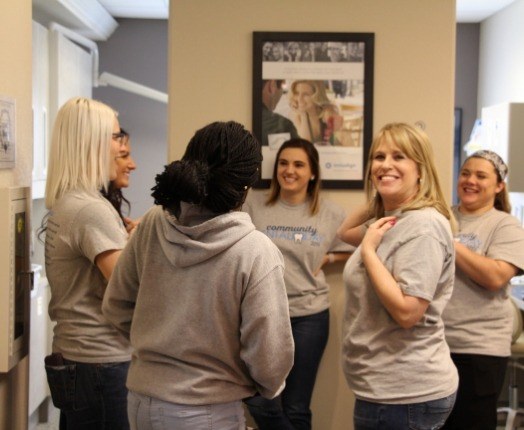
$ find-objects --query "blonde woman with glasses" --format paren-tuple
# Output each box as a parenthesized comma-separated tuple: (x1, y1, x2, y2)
(42, 97, 131, 430)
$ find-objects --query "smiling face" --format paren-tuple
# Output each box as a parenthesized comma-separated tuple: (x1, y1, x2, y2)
(371, 137, 420, 211)
(276, 147, 313, 203)
(113, 140, 136, 189)
(458, 157, 503, 215)
(293, 82, 316, 113)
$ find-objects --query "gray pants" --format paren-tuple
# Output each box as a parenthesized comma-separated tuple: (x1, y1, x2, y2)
(127, 391, 246, 430)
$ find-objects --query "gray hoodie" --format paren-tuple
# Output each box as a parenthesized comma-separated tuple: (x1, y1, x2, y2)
(102, 203, 294, 405)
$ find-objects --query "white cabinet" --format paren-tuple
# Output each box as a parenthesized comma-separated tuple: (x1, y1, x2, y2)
(481, 102, 524, 192)
(31, 21, 93, 200)
(48, 28, 93, 122)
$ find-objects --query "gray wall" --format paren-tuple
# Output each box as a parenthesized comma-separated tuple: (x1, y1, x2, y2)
(454, 23, 480, 202)
(93, 18, 168, 219)
(455, 24, 480, 162)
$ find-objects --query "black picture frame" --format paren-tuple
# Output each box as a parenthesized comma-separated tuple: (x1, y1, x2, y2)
(253, 31, 374, 189)
(452, 107, 463, 204)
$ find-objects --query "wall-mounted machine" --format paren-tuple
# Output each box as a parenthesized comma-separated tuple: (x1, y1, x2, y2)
(0, 187, 31, 372)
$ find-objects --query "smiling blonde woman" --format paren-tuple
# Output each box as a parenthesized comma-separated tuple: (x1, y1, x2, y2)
(339, 123, 458, 430)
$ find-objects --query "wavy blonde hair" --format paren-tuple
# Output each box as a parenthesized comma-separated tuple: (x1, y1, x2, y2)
(45, 97, 117, 209)
(289, 80, 337, 119)
(365, 123, 454, 227)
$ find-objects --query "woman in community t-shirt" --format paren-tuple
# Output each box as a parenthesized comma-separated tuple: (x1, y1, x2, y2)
(244, 138, 352, 430)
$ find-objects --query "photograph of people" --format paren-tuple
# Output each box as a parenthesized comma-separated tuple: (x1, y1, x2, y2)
(442, 150, 524, 430)
(102, 121, 294, 430)
(261, 79, 299, 147)
(338, 123, 458, 430)
(271, 42, 284, 62)
(284, 42, 302, 62)
(326, 42, 348, 98)
(262, 42, 273, 61)
(42, 97, 131, 429)
(244, 138, 352, 430)
(289, 80, 343, 146)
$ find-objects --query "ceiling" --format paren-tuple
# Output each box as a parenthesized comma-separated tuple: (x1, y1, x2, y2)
(456, 0, 516, 23)
(96, 0, 517, 22)
(32, 0, 518, 41)
(97, 0, 169, 19)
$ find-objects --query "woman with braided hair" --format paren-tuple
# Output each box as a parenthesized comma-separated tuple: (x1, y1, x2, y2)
(102, 121, 294, 430)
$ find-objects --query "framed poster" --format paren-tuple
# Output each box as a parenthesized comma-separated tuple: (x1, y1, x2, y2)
(0, 96, 16, 169)
(253, 32, 374, 189)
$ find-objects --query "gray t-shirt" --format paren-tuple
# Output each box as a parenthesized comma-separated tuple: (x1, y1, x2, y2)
(342, 208, 458, 404)
(45, 190, 131, 362)
(244, 192, 353, 317)
(443, 207, 524, 357)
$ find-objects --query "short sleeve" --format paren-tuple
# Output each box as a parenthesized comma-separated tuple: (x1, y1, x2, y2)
(71, 201, 127, 263)
(486, 216, 524, 273)
(392, 235, 450, 301)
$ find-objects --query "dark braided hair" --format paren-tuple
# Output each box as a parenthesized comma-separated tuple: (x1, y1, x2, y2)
(151, 121, 261, 216)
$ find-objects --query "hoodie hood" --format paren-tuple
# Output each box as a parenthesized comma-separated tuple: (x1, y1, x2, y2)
(154, 203, 255, 268)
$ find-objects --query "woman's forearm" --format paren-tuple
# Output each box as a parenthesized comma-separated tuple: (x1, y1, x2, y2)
(455, 241, 517, 291)
(337, 204, 370, 245)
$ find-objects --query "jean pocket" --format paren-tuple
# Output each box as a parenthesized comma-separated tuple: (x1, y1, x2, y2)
(45, 363, 77, 411)
(408, 393, 456, 430)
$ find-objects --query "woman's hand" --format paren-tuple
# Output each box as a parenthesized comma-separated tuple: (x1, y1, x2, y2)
(313, 252, 352, 276)
(313, 254, 330, 276)
(361, 216, 397, 255)
(360, 216, 430, 328)
(124, 217, 141, 235)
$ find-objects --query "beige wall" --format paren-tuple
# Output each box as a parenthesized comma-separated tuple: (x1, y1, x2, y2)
(478, 0, 524, 110)
(169, 1, 455, 428)
(0, 0, 33, 429)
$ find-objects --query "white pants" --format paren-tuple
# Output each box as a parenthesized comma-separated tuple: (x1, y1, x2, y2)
(127, 391, 246, 430)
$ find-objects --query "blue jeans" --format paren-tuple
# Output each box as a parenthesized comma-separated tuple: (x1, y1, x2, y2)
(44, 354, 130, 430)
(245, 309, 329, 430)
(127, 391, 246, 430)
(353, 393, 457, 430)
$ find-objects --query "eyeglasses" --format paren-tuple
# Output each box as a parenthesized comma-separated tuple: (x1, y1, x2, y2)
(112, 132, 128, 145)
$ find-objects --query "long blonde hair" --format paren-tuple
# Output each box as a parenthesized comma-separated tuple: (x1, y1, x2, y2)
(45, 97, 117, 209)
(365, 123, 454, 225)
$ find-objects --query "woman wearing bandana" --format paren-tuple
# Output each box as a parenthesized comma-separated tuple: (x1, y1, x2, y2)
(442, 150, 524, 430)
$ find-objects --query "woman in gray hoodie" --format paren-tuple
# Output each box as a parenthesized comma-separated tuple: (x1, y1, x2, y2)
(102, 121, 294, 430)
